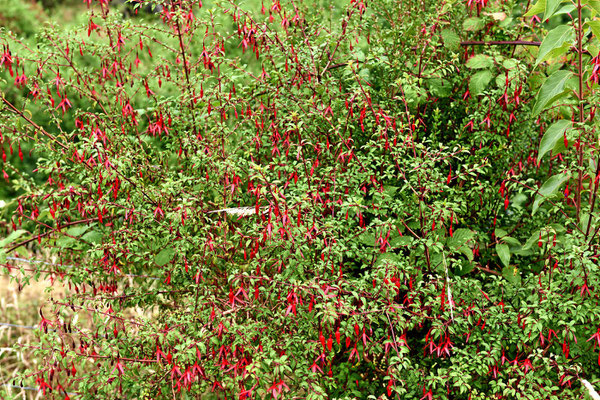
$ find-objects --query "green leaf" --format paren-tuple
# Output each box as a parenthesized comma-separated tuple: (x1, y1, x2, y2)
(587, 20, 600, 40)
(156, 248, 175, 266)
(466, 54, 493, 69)
(532, 70, 573, 116)
(441, 29, 460, 51)
(0, 230, 27, 247)
(448, 229, 475, 250)
(544, 0, 564, 20)
(455, 260, 475, 276)
(496, 243, 511, 267)
(463, 17, 484, 32)
(81, 230, 103, 244)
(538, 119, 572, 162)
(532, 173, 570, 214)
(359, 231, 376, 246)
(536, 25, 574, 66)
(525, 0, 546, 16)
(469, 70, 493, 96)
(584, 0, 600, 15)
(502, 266, 521, 286)
(448, 229, 476, 261)
(555, 4, 576, 15)
(426, 78, 452, 97)
(67, 225, 90, 237)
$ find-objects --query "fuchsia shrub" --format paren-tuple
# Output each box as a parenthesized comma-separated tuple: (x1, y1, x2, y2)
(1, 0, 600, 398)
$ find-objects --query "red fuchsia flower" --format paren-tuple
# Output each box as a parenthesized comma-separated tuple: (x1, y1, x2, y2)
(30, 83, 41, 99)
(1, 46, 13, 76)
(57, 96, 72, 114)
(420, 388, 433, 400)
(39, 310, 53, 333)
(529, 15, 541, 27)
(36, 376, 52, 395)
(14, 70, 27, 88)
(267, 380, 289, 399)
(112, 359, 125, 376)
(590, 56, 600, 85)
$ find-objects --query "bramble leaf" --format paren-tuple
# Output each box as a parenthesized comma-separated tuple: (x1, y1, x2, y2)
(469, 70, 493, 96)
(156, 247, 175, 266)
(466, 54, 493, 69)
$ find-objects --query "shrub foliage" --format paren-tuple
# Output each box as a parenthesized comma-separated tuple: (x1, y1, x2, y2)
(1, 0, 600, 398)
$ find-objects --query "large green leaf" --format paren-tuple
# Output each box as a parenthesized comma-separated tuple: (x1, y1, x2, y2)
(448, 228, 476, 261)
(469, 70, 493, 96)
(587, 20, 600, 40)
(81, 230, 103, 244)
(426, 78, 452, 97)
(536, 25, 574, 66)
(155, 248, 175, 266)
(0, 230, 27, 247)
(466, 54, 493, 69)
(532, 70, 573, 116)
(496, 243, 511, 267)
(537, 119, 572, 162)
(525, 0, 546, 16)
(463, 17, 484, 32)
(441, 29, 460, 51)
(532, 173, 570, 214)
(502, 266, 521, 286)
(67, 225, 90, 237)
(544, 0, 564, 20)
(585, 0, 600, 15)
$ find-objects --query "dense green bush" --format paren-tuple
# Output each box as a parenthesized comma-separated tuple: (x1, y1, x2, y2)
(1, 0, 600, 398)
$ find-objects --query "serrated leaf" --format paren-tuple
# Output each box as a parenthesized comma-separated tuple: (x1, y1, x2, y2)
(455, 261, 475, 276)
(359, 232, 376, 246)
(469, 70, 493, 96)
(532, 70, 573, 116)
(463, 17, 484, 32)
(155, 248, 175, 266)
(441, 29, 460, 51)
(67, 225, 89, 237)
(496, 243, 511, 267)
(525, 0, 546, 16)
(544, 0, 564, 20)
(448, 229, 476, 261)
(532, 173, 570, 214)
(426, 78, 452, 97)
(503, 236, 522, 247)
(81, 230, 103, 244)
(448, 228, 475, 250)
(538, 119, 572, 162)
(466, 54, 494, 69)
(536, 25, 574, 66)
(502, 266, 521, 286)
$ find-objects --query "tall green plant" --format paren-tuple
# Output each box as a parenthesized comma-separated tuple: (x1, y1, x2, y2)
(1, 0, 600, 399)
